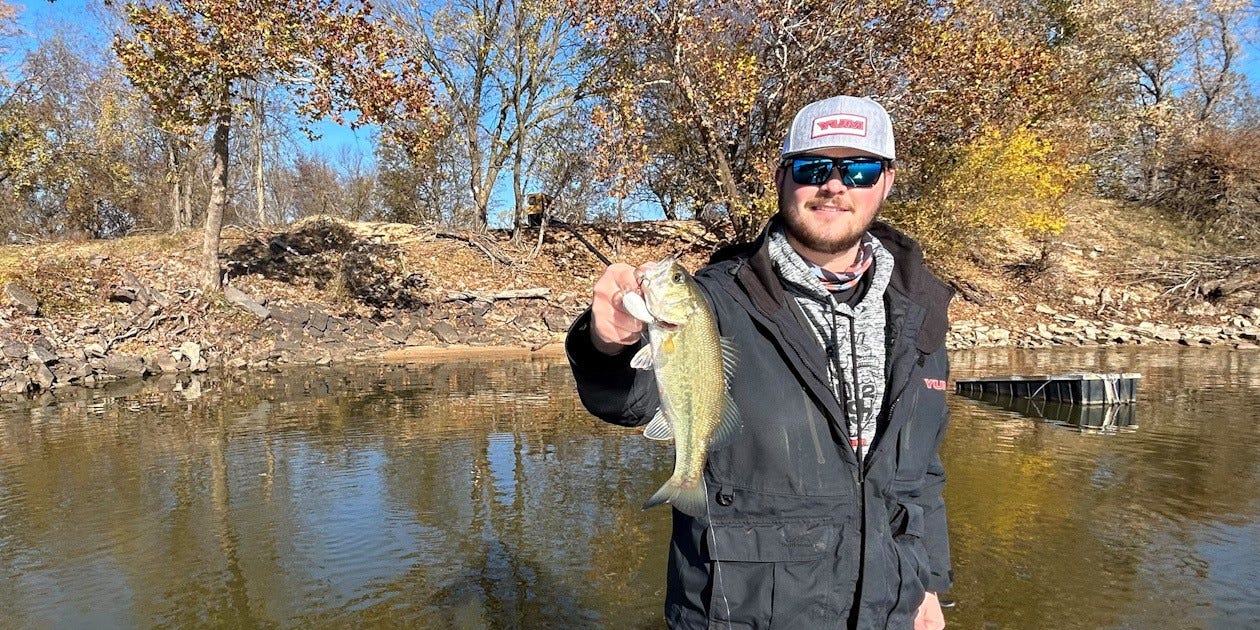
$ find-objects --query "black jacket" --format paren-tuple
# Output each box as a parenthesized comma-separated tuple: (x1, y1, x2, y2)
(566, 220, 954, 629)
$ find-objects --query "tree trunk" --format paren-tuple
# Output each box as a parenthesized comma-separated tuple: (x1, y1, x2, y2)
(203, 101, 232, 291)
(168, 141, 182, 231)
(168, 140, 190, 231)
(255, 90, 266, 225)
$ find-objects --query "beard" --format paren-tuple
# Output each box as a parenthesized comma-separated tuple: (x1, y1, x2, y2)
(780, 201, 878, 255)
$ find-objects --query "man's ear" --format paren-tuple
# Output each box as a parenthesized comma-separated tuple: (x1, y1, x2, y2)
(883, 167, 896, 199)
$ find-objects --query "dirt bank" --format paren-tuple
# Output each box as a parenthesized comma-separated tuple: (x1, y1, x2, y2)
(0, 201, 1256, 396)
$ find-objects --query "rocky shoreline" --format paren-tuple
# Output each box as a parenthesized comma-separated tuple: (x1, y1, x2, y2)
(3, 274, 1258, 397)
(1, 275, 578, 396)
(949, 302, 1260, 350)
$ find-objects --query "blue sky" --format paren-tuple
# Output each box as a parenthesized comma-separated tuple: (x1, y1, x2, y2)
(9, 0, 377, 162)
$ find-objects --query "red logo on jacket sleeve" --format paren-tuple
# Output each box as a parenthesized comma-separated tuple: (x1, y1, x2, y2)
(923, 378, 947, 391)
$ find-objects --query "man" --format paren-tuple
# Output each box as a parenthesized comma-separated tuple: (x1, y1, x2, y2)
(566, 95, 953, 629)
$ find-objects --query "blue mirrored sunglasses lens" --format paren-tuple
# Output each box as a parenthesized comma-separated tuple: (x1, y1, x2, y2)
(792, 159, 834, 185)
(842, 162, 884, 187)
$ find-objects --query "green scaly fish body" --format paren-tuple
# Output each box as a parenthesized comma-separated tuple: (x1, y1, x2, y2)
(629, 257, 738, 518)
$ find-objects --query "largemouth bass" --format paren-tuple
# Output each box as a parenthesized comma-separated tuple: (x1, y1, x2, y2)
(621, 256, 739, 518)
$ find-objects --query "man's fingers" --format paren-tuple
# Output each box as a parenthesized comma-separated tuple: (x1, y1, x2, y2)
(590, 263, 646, 352)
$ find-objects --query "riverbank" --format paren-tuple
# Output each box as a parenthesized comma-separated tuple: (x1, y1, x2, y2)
(1, 201, 1257, 395)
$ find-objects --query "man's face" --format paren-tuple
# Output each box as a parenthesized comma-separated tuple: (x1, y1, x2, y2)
(776, 147, 895, 263)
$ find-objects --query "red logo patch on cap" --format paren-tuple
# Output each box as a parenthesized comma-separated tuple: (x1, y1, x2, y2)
(812, 114, 867, 138)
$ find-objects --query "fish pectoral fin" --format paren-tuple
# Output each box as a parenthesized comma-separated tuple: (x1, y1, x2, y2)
(720, 336, 738, 382)
(629, 345, 654, 370)
(707, 337, 741, 450)
(621, 291, 656, 325)
(642, 409, 672, 440)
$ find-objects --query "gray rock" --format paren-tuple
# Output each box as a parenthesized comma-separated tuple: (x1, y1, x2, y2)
(178, 341, 201, 365)
(150, 353, 180, 373)
(379, 323, 413, 344)
(103, 354, 146, 377)
(2, 341, 26, 359)
(1035, 303, 1057, 315)
(431, 322, 461, 344)
(308, 310, 330, 332)
(352, 319, 377, 337)
(120, 270, 149, 301)
(472, 301, 493, 317)
(1155, 328, 1182, 341)
(225, 286, 271, 319)
(84, 343, 106, 358)
(4, 282, 40, 316)
(1239, 306, 1260, 321)
(512, 311, 541, 329)
(1, 374, 31, 394)
(227, 357, 249, 369)
(272, 306, 310, 327)
(67, 359, 92, 381)
(28, 345, 58, 365)
(110, 288, 137, 303)
(543, 309, 571, 333)
(33, 364, 55, 390)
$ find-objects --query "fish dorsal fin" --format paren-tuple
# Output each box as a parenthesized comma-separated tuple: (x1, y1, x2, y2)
(643, 409, 672, 440)
(708, 337, 741, 449)
(629, 345, 654, 371)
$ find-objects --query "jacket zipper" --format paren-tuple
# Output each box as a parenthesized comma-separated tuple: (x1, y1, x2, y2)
(850, 325, 868, 483)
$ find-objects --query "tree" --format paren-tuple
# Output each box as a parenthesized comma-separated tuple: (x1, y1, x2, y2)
(111, 0, 438, 289)
(0, 33, 166, 240)
(386, 0, 590, 231)
(575, 0, 1073, 238)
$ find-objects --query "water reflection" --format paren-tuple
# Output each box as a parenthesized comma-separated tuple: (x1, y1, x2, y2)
(960, 391, 1139, 432)
(0, 361, 673, 629)
(0, 347, 1257, 629)
(946, 346, 1260, 629)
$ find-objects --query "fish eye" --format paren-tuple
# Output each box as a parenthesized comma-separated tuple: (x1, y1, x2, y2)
(671, 272, 684, 284)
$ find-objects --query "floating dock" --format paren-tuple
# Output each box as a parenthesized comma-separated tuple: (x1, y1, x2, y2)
(955, 373, 1140, 405)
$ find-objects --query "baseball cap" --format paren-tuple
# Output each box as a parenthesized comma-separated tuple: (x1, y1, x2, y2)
(781, 96, 896, 161)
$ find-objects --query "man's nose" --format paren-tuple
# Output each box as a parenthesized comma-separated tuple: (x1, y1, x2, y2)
(820, 168, 849, 193)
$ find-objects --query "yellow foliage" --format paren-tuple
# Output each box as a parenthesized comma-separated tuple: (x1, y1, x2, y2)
(887, 126, 1085, 258)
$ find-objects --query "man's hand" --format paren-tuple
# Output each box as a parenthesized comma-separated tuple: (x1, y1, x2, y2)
(590, 263, 645, 355)
(915, 591, 945, 630)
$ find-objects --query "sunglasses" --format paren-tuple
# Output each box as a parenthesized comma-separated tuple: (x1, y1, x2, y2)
(781, 156, 889, 187)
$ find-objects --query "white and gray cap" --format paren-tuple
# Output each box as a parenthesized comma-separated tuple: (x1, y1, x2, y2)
(781, 96, 896, 161)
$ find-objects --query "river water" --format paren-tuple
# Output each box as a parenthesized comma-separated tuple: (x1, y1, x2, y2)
(0, 347, 1256, 629)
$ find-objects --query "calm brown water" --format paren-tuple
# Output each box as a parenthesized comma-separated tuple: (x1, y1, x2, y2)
(0, 347, 1257, 629)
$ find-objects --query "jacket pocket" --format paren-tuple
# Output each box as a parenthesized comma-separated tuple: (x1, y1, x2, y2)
(893, 389, 927, 484)
(885, 502, 931, 627)
(703, 521, 850, 629)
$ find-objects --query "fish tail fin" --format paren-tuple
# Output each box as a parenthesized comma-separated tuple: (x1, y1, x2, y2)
(642, 475, 708, 518)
